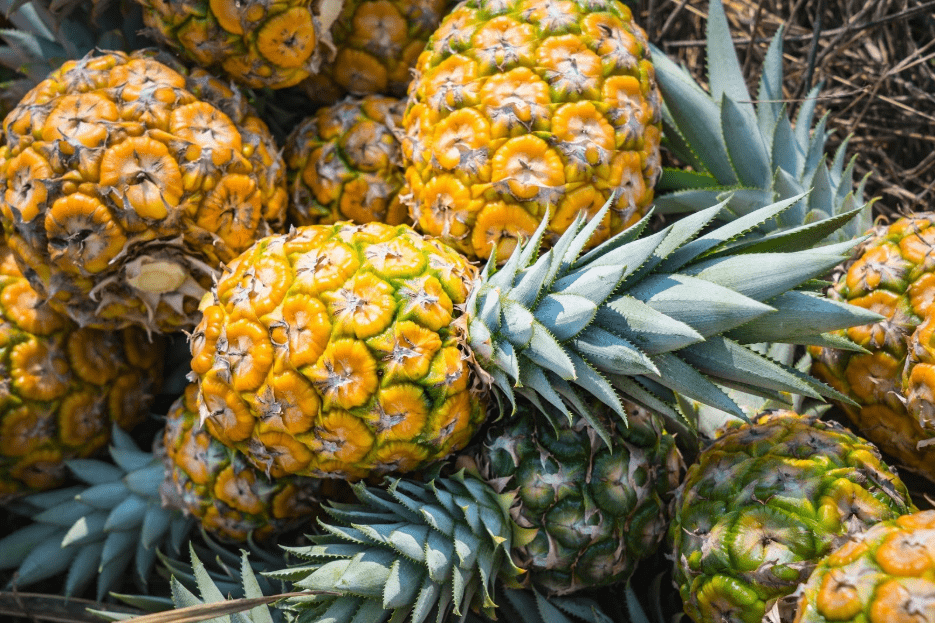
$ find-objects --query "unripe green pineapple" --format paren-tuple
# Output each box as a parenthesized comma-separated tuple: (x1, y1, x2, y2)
(670, 411, 915, 623)
(474, 400, 681, 596)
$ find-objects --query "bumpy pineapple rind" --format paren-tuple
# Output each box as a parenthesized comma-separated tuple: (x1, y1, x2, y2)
(164, 384, 325, 542)
(315, 0, 453, 97)
(139, 0, 328, 89)
(190, 221, 486, 481)
(477, 400, 681, 596)
(793, 510, 935, 623)
(402, 0, 662, 262)
(285, 95, 410, 227)
(670, 411, 915, 623)
(0, 245, 164, 499)
(0, 50, 288, 333)
(810, 214, 935, 482)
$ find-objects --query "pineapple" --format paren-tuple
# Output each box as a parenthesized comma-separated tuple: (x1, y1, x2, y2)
(0, 243, 164, 500)
(189, 195, 877, 482)
(136, 0, 341, 89)
(163, 384, 329, 542)
(793, 510, 935, 623)
(263, 397, 678, 621)
(401, 0, 662, 262)
(0, 50, 288, 333)
(669, 411, 915, 623)
(810, 214, 935, 482)
(470, 398, 681, 596)
(311, 0, 453, 97)
(284, 95, 410, 227)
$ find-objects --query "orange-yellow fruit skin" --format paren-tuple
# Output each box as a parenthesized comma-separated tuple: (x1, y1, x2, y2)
(139, 0, 326, 89)
(402, 0, 662, 262)
(794, 510, 935, 623)
(190, 222, 486, 481)
(285, 96, 410, 227)
(162, 384, 325, 541)
(302, 0, 453, 101)
(0, 244, 164, 500)
(810, 214, 935, 482)
(0, 51, 288, 333)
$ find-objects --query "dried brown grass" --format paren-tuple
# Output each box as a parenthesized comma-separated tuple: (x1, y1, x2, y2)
(633, 0, 935, 220)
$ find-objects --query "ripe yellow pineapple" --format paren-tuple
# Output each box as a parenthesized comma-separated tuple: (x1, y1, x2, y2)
(284, 95, 410, 227)
(401, 0, 662, 262)
(137, 0, 342, 89)
(163, 384, 328, 541)
(810, 213, 935, 481)
(0, 244, 164, 499)
(0, 50, 288, 333)
(311, 0, 453, 97)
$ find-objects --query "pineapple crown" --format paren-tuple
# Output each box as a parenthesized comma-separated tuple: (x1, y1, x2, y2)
(464, 194, 879, 441)
(0, 426, 194, 600)
(266, 471, 524, 623)
(649, 0, 873, 241)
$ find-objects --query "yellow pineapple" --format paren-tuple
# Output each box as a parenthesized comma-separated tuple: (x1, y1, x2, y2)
(401, 0, 661, 262)
(309, 0, 453, 98)
(0, 50, 288, 333)
(810, 213, 935, 481)
(137, 0, 342, 89)
(163, 384, 328, 541)
(284, 95, 410, 227)
(0, 243, 164, 500)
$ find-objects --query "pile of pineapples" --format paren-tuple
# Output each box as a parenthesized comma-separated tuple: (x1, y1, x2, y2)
(0, 0, 932, 622)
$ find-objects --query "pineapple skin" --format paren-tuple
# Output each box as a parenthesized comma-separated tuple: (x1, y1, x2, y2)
(0, 244, 164, 500)
(285, 95, 410, 227)
(190, 222, 486, 481)
(670, 411, 915, 623)
(476, 400, 681, 596)
(793, 510, 935, 623)
(163, 384, 327, 541)
(312, 0, 454, 98)
(138, 0, 326, 89)
(810, 214, 935, 482)
(401, 0, 662, 262)
(0, 50, 288, 333)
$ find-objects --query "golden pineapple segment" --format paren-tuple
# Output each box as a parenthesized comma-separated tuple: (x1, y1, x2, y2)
(0, 245, 164, 499)
(0, 51, 288, 333)
(810, 214, 935, 481)
(190, 222, 486, 481)
(138, 0, 333, 89)
(163, 384, 327, 541)
(794, 510, 935, 623)
(402, 0, 662, 262)
(313, 0, 453, 97)
(285, 95, 410, 226)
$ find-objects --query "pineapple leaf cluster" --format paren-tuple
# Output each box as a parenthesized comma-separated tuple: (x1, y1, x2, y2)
(266, 471, 523, 623)
(650, 0, 872, 241)
(469, 196, 878, 439)
(0, 427, 193, 600)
